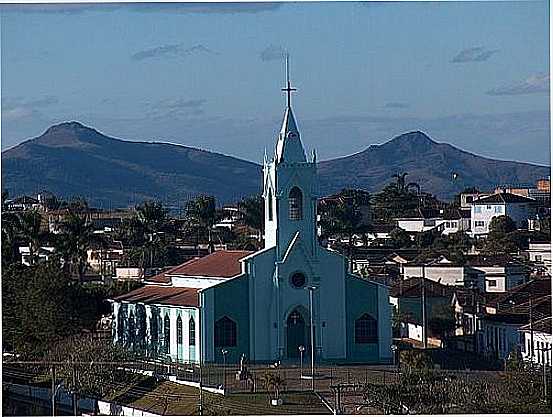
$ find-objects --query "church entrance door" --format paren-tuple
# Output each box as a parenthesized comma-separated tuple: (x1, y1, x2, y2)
(286, 309, 307, 359)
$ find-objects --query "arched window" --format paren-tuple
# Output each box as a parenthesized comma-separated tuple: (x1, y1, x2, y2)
(215, 316, 237, 347)
(128, 310, 136, 346)
(136, 305, 147, 349)
(177, 316, 183, 345)
(289, 187, 303, 220)
(164, 313, 170, 354)
(268, 189, 273, 221)
(355, 313, 377, 344)
(150, 311, 159, 343)
(189, 317, 196, 346)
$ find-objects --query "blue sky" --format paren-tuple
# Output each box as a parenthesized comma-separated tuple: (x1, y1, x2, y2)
(1, 1, 550, 165)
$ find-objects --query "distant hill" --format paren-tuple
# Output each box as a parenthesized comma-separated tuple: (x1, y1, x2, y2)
(317, 130, 550, 199)
(2, 122, 549, 207)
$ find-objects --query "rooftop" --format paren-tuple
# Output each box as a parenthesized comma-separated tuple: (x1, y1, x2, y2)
(113, 285, 199, 307)
(473, 192, 535, 205)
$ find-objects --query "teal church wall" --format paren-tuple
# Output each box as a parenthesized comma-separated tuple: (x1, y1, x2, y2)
(207, 275, 250, 364)
(345, 275, 380, 362)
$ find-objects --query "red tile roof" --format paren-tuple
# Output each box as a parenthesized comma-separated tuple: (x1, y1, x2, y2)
(167, 250, 253, 278)
(113, 285, 199, 307)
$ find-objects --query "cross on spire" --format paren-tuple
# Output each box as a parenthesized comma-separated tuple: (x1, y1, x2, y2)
(281, 53, 296, 108)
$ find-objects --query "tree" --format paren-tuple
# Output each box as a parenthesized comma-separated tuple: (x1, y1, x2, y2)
(185, 195, 220, 253)
(238, 195, 264, 240)
(400, 350, 432, 371)
(261, 371, 286, 401)
(373, 173, 421, 221)
(55, 211, 95, 282)
(16, 210, 47, 266)
(427, 304, 456, 347)
(2, 210, 21, 267)
(483, 215, 525, 254)
(389, 227, 412, 248)
(136, 200, 170, 268)
(4, 261, 82, 357)
(43, 335, 138, 398)
(489, 215, 517, 236)
(318, 189, 372, 271)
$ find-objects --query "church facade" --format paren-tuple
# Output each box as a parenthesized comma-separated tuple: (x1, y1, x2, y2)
(111, 79, 392, 365)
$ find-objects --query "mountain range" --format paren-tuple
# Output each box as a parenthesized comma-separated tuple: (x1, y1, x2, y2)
(2, 121, 549, 208)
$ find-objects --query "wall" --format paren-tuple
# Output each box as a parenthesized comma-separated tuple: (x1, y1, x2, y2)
(203, 275, 250, 364)
(345, 275, 381, 363)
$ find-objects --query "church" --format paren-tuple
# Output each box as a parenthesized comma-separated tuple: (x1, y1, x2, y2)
(111, 72, 392, 365)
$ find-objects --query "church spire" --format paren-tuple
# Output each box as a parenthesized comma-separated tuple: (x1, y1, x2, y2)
(281, 54, 296, 109)
(275, 54, 306, 164)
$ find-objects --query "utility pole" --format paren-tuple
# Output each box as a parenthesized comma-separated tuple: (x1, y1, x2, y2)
(51, 365, 56, 417)
(198, 306, 203, 416)
(72, 364, 78, 416)
(307, 286, 317, 391)
(529, 296, 534, 362)
(421, 265, 428, 349)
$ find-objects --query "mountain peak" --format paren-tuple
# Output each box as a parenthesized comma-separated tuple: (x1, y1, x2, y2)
(36, 121, 107, 149)
(44, 121, 95, 134)
(389, 130, 435, 144)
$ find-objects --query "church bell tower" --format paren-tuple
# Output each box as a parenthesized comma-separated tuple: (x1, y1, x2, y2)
(263, 56, 318, 257)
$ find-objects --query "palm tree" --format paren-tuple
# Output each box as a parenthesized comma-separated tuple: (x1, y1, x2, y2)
(56, 211, 95, 282)
(238, 195, 264, 241)
(319, 190, 372, 272)
(2, 211, 21, 266)
(135, 200, 169, 269)
(16, 210, 46, 266)
(261, 371, 286, 401)
(185, 195, 220, 253)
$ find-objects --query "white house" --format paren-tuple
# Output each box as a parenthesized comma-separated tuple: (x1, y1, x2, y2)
(519, 317, 552, 366)
(18, 246, 55, 266)
(470, 192, 535, 236)
(524, 242, 552, 275)
(439, 208, 471, 235)
(402, 257, 485, 290)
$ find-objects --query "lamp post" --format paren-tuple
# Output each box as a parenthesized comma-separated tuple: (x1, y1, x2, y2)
(298, 345, 305, 388)
(391, 344, 398, 373)
(221, 349, 229, 393)
(307, 285, 317, 391)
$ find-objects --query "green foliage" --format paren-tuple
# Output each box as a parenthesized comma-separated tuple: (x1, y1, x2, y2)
(363, 368, 551, 414)
(261, 371, 286, 400)
(54, 211, 96, 280)
(389, 227, 412, 248)
(43, 335, 139, 398)
(3, 262, 83, 357)
(482, 215, 538, 254)
(400, 350, 433, 371)
(238, 194, 264, 235)
(427, 304, 456, 343)
(318, 189, 372, 269)
(185, 195, 221, 252)
(489, 215, 517, 235)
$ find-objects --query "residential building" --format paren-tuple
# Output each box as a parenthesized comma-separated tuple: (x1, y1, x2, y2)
(519, 317, 552, 366)
(18, 246, 55, 266)
(439, 208, 471, 235)
(523, 241, 552, 276)
(402, 257, 485, 290)
(464, 255, 529, 293)
(470, 192, 536, 236)
(395, 208, 443, 233)
(390, 277, 453, 346)
(5, 195, 42, 212)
